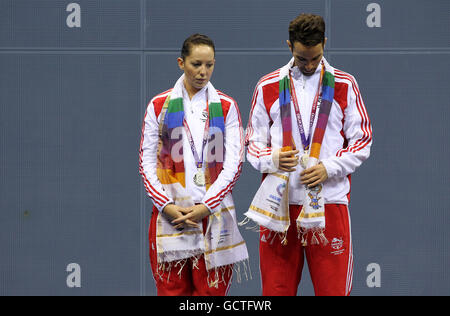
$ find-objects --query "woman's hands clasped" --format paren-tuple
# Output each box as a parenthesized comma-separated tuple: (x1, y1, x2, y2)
(162, 204, 211, 230)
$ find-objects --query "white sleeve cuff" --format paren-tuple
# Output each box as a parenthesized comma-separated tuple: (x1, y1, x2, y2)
(200, 202, 215, 214)
(155, 199, 174, 213)
(320, 158, 340, 179)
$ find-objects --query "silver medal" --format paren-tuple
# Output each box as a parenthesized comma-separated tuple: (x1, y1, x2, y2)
(193, 170, 206, 186)
(300, 153, 309, 169)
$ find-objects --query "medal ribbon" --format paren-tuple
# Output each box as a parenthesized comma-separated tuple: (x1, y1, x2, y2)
(183, 94, 210, 169)
(289, 62, 324, 151)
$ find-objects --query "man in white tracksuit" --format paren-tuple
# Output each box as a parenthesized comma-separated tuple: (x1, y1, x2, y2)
(245, 13, 372, 296)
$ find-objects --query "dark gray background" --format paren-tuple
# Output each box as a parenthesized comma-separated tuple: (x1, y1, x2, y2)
(0, 0, 449, 296)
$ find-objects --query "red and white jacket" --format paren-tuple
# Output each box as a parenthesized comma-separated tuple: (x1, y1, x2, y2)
(246, 57, 372, 205)
(139, 84, 244, 213)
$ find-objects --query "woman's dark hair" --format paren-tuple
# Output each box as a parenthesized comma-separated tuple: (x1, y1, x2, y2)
(181, 33, 215, 59)
(289, 13, 325, 47)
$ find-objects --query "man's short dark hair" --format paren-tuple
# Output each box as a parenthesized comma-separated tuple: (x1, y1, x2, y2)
(181, 33, 215, 60)
(289, 13, 325, 47)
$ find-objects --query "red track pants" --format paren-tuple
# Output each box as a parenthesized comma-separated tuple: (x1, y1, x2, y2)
(149, 207, 233, 296)
(259, 204, 353, 296)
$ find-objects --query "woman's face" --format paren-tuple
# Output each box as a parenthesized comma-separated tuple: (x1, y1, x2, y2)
(178, 44, 215, 94)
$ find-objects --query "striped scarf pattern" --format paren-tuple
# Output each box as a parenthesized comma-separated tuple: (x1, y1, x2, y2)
(279, 75, 294, 150)
(296, 64, 335, 246)
(157, 91, 225, 190)
(309, 70, 335, 160)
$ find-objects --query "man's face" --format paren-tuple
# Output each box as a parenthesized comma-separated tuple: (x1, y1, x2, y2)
(288, 39, 326, 76)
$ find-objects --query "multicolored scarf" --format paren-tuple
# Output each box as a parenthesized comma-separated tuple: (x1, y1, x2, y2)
(243, 58, 334, 246)
(156, 75, 249, 286)
(157, 83, 224, 191)
(297, 63, 334, 245)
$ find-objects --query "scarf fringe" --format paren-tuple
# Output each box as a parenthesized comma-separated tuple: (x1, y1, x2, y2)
(240, 217, 329, 247)
(297, 224, 329, 246)
(308, 228, 329, 246)
(238, 216, 251, 226)
(157, 253, 203, 281)
(157, 256, 252, 289)
(318, 230, 329, 245)
(239, 216, 263, 232)
(208, 259, 252, 288)
(240, 216, 288, 245)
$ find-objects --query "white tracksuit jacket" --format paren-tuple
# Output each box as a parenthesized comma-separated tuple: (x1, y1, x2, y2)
(246, 57, 372, 205)
(139, 85, 244, 213)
